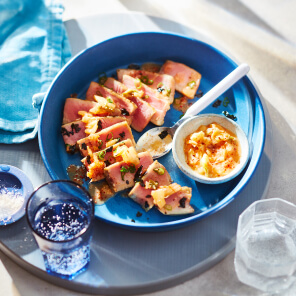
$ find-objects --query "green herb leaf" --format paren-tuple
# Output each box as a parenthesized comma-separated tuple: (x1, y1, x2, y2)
(106, 132, 113, 142)
(187, 81, 196, 89)
(223, 97, 230, 107)
(98, 139, 103, 149)
(97, 150, 106, 160)
(153, 168, 165, 175)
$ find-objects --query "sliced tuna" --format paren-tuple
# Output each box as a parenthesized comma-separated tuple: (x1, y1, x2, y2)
(151, 183, 194, 215)
(61, 121, 86, 154)
(61, 121, 86, 146)
(128, 160, 172, 211)
(126, 94, 155, 132)
(81, 139, 134, 182)
(63, 98, 98, 124)
(159, 60, 201, 99)
(77, 121, 136, 157)
(62, 97, 121, 124)
(104, 151, 153, 193)
(85, 81, 137, 117)
(81, 114, 127, 135)
(104, 77, 156, 132)
(104, 77, 127, 94)
(122, 75, 170, 126)
(117, 69, 175, 103)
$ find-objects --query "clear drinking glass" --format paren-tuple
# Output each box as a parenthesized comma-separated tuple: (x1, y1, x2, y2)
(234, 198, 296, 293)
(26, 180, 94, 279)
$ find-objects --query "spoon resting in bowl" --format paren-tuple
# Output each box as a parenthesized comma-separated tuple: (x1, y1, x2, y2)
(136, 63, 250, 159)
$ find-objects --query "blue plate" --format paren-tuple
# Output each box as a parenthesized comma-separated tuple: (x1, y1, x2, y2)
(39, 32, 265, 231)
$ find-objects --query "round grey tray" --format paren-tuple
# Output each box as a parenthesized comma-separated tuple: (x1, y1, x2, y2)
(0, 13, 273, 295)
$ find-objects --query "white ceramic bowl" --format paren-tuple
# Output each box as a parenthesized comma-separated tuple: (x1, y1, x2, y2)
(172, 114, 250, 184)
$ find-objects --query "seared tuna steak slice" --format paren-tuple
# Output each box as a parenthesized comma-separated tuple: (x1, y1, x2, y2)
(159, 60, 201, 99)
(128, 160, 172, 211)
(104, 77, 155, 132)
(77, 121, 135, 157)
(151, 183, 194, 215)
(126, 94, 155, 132)
(122, 75, 170, 126)
(80, 114, 127, 135)
(117, 69, 175, 103)
(104, 77, 127, 94)
(61, 121, 86, 153)
(63, 98, 121, 124)
(85, 81, 137, 117)
(63, 98, 98, 124)
(104, 152, 153, 192)
(81, 139, 134, 182)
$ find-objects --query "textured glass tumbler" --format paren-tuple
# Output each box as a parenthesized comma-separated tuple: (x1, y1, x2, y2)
(26, 180, 94, 280)
(234, 198, 296, 293)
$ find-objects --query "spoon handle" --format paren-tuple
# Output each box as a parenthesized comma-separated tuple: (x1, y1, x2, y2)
(183, 63, 250, 118)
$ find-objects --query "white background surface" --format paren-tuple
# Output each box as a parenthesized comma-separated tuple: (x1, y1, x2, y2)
(1, 0, 296, 295)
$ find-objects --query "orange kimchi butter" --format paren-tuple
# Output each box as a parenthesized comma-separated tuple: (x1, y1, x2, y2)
(184, 122, 241, 178)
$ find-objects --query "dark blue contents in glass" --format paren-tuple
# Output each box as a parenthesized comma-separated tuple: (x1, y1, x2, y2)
(34, 200, 91, 279)
(34, 201, 89, 241)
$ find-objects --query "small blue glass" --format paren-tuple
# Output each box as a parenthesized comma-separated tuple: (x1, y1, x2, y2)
(26, 180, 94, 280)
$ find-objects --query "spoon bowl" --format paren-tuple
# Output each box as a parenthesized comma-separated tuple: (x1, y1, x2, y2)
(136, 63, 250, 159)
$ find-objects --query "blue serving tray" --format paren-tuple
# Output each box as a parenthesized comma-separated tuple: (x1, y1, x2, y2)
(0, 13, 272, 295)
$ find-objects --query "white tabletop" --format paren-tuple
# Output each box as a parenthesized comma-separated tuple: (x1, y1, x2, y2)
(1, 0, 296, 295)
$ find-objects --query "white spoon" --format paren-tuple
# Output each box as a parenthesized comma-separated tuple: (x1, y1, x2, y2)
(136, 63, 250, 159)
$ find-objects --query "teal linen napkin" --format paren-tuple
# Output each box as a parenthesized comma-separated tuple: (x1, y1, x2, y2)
(0, 0, 71, 143)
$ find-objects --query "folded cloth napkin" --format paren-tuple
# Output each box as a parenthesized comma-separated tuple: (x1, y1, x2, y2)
(0, 0, 71, 143)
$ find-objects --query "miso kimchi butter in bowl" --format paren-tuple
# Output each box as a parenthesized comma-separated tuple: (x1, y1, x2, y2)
(172, 114, 250, 184)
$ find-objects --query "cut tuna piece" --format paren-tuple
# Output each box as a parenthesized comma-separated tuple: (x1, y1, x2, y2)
(61, 121, 86, 146)
(117, 69, 175, 103)
(104, 77, 127, 94)
(62, 98, 121, 124)
(80, 114, 127, 135)
(81, 139, 134, 182)
(61, 121, 86, 154)
(151, 183, 194, 215)
(85, 81, 137, 117)
(128, 161, 172, 211)
(159, 60, 201, 99)
(104, 77, 156, 132)
(122, 75, 170, 126)
(77, 121, 136, 157)
(126, 94, 155, 132)
(104, 151, 153, 193)
(63, 98, 98, 124)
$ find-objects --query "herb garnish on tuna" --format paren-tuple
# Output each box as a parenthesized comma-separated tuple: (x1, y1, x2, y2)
(97, 120, 103, 131)
(61, 123, 81, 137)
(81, 143, 87, 150)
(179, 197, 187, 208)
(86, 155, 91, 165)
(134, 165, 143, 183)
(119, 131, 125, 139)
